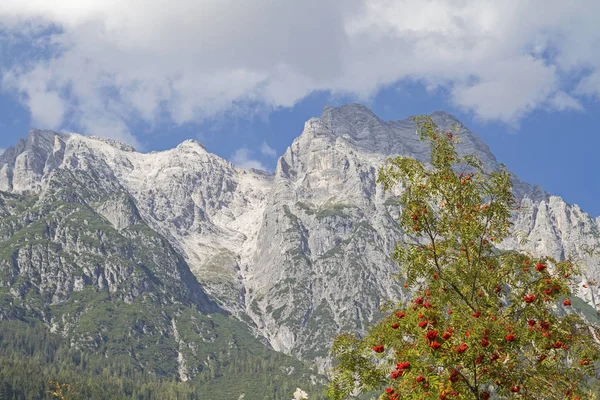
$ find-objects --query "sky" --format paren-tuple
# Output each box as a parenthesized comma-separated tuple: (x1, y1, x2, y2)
(0, 1, 599, 216)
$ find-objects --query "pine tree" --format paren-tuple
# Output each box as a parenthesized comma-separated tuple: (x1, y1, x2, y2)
(328, 116, 600, 399)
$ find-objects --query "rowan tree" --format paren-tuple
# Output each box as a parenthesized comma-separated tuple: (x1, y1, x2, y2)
(328, 116, 600, 400)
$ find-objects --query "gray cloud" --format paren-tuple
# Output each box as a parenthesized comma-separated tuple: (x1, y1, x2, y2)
(0, 0, 599, 142)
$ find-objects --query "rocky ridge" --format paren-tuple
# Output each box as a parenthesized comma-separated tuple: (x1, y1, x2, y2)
(0, 104, 598, 373)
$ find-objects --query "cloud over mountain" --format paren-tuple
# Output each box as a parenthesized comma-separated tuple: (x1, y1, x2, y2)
(1, 0, 599, 141)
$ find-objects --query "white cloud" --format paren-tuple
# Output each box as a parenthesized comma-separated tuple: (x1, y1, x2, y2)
(451, 57, 558, 125)
(260, 142, 277, 158)
(574, 72, 600, 100)
(0, 148, 5, 155)
(231, 148, 266, 171)
(547, 91, 583, 112)
(0, 0, 599, 137)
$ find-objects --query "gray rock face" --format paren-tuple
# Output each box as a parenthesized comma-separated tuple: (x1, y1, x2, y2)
(0, 165, 215, 314)
(1, 104, 598, 372)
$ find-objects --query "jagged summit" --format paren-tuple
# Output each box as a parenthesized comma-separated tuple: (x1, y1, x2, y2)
(87, 135, 136, 152)
(287, 104, 547, 205)
(319, 103, 385, 135)
(321, 103, 380, 119)
(429, 109, 461, 120)
(27, 129, 69, 140)
(27, 129, 137, 153)
(301, 104, 497, 164)
(178, 138, 207, 151)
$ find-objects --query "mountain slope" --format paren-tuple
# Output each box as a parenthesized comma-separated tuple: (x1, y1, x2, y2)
(0, 104, 598, 378)
(0, 142, 323, 398)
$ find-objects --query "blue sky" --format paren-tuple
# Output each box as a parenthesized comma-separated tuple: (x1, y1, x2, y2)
(0, 1, 599, 217)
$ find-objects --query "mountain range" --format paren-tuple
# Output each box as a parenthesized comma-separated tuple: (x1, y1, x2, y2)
(0, 103, 599, 398)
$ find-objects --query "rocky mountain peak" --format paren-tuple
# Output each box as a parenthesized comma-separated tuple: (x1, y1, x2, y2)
(87, 135, 136, 152)
(177, 138, 208, 152)
(26, 129, 67, 146)
(320, 103, 382, 131)
(296, 105, 497, 164)
(429, 109, 461, 121)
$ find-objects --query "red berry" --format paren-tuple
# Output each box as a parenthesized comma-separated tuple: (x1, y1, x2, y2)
(541, 321, 551, 330)
(505, 334, 516, 342)
(563, 298, 572, 306)
(524, 294, 536, 303)
(372, 344, 384, 353)
(396, 311, 406, 318)
(425, 330, 439, 341)
(536, 263, 547, 271)
(429, 341, 441, 350)
(418, 321, 428, 329)
(449, 369, 460, 382)
(397, 361, 411, 371)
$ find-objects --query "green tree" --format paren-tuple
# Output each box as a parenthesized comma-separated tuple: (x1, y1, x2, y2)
(328, 116, 600, 400)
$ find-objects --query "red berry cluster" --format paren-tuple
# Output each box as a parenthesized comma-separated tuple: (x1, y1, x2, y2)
(390, 361, 411, 380)
(372, 344, 384, 353)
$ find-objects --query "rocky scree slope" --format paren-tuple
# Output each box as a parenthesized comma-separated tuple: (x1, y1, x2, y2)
(0, 104, 599, 374)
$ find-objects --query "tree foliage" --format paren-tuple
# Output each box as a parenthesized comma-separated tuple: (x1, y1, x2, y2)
(328, 116, 600, 399)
